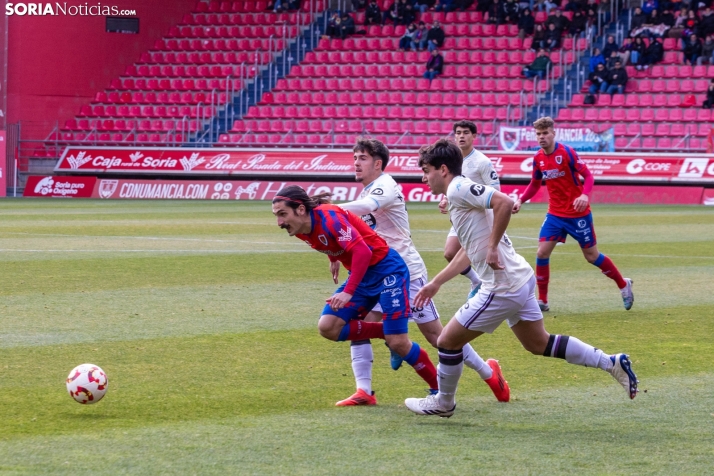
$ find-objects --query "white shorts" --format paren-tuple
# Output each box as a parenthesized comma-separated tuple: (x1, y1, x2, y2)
(372, 274, 439, 325)
(454, 276, 542, 333)
(447, 225, 458, 238)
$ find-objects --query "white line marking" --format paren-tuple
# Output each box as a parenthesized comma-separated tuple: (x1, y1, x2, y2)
(1, 232, 300, 246)
(555, 251, 714, 260)
(0, 249, 311, 254)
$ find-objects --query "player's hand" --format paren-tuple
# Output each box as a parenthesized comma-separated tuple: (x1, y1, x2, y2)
(438, 197, 449, 214)
(414, 281, 441, 308)
(512, 198, 522, 214)
(330, 261, 340, 284)
(573, 194, 589, 213)
(486, 247, 504, 270)
(326, 291, 353, 311)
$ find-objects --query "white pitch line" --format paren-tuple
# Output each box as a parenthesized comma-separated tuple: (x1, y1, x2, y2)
(0, 249, 312, 254)
(1, 232, 300, 246)
(555, 251, 714, 260)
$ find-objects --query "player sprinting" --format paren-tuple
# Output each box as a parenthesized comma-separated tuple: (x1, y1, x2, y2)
(404, 139, 638, 418)
(272, 185, 439, 401)
(333, 139, 509, 406)
(440, 121, 501, 299)
(512, 117, 634, 311)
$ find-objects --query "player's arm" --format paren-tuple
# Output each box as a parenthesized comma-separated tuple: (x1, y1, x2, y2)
(339, 184, 394, 215)
(325, 217, 372, 311)
(513, 157, 542, 214)
(486, 191, 515, 270)
(570, 152, 594, 213)
(413, 247, 471, 307)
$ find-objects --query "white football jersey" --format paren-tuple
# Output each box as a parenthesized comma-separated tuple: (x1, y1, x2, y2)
(341, 173, 427, 279)
(462, 148, 500, 189)
(447, 175, 533, 293)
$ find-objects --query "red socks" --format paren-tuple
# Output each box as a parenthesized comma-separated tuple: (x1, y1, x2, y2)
(596, 255, 627, 289)
(411, 348, 438, 390)
(345, 320, 384, 341)
(535, 262, 550, 303)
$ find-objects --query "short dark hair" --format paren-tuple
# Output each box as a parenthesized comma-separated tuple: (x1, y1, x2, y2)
(353, 138, 390, 170)
(418, 139, 463, 176)
(272, 185, 331, 212)
(453, 120, 477, 134)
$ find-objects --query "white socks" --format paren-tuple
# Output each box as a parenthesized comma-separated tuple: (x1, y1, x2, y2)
(462, 343, 493, 379)
(350, 340, 373, 394)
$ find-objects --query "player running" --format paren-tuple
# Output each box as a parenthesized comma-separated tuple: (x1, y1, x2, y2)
(512, 117, 634, 311)
(272, 185, 439, 402)
(403, 140, 638, 418)
(440, 121, 501, 299)
(333, 139, 509, 406)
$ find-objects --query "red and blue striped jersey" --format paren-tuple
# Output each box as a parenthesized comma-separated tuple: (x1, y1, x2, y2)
(296, 204, 389, 270)
(532, 142, 591, 218)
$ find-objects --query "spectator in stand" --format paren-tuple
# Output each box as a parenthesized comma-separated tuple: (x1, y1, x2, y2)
(435, 0, 457, 12)
(668, 6, 689, 38)
(488, 0, 506, 24)
(351, 0, 367, 10)
(414, 21, 429, 50)
(416, 0, 436, 14)
(518, 8, 535, 38)
(365, 0, 382, 25)
(630, 36, 647, 68)
(605, 60, 628, 95)
(326, 12, 340, 37)
(659, 8, 675, 29)
(602, 35, 619, 59)
(383, 1, 400, 24)
(642, 36, 665, 68)
(534, 0, 558, 14)
(423, 48, 444, 81)
(503, 0, 520, 24)
(426, 20, 445, 51)
(585, 8, 598, 39)
(532, 23, 548, 50)
(589, 47, 605, 72)
(642, 0, 658, 15)
(400, 0, 416, 25)
(455, 0, 476, 11)
(545, 22, 562, 48)
(569, 10, 587, 37)
(339, 12, 356, 39)
(630, 6, 648, 31)
(522, 48, 553, 79)
(588, 62, 609, 93)
(682, 9, 699, 38)
(476, 0, 492, 13)
(546, 9, 570, 36)
(699, 7, 714, 38)
(683, 33, 703, 64)
(399, 22, 419, 50)
(699, 34, 714, 64)
(702, 78, 714, 108)
(614, 37, 633, 65)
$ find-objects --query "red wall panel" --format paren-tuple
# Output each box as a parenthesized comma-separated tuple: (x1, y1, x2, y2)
(7, 0, 195, 138)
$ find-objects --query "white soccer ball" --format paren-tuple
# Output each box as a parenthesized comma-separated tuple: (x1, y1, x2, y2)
(66, 364, 108, 404)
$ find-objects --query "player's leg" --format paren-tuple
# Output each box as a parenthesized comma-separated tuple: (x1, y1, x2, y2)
(509, 278, 638, 399)
(445, 229, 481, 297)
(573, 214, 633, 310)
(336, 309, 381, 406)
(536, 213, 566, 311)
(319, 279, 384, 342)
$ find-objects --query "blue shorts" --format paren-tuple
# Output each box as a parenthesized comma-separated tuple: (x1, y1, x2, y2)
(322, 248, 411, 335)
(539, 212, 597, 249)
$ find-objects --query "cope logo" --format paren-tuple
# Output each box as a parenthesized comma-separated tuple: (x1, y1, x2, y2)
(626, 159, 671, 175)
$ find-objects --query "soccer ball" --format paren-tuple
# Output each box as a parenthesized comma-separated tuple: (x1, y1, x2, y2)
(66, 364, 108, 404)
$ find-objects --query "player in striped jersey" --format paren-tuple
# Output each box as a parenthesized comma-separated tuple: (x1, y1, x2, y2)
(334, 139, 509, 406)
(272, 185, 439, 404)
(403, 140, 638, 418)
(512, 117, 634, 311)
(440, 121, 502, 299)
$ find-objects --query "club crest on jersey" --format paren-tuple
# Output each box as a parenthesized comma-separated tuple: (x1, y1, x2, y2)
(318, 235, 328, 245)
(555, 155, 563, 165)
(383, 275, 397, 287)
(337, 228, 352, 242)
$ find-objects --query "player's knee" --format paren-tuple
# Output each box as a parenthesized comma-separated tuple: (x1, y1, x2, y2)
(317, 317, 340, 341)
(536, 249, 551, 260)
(436, 334, 460, 350)
(425, 331, 439, 348)
(520, 338, 547, 355)
(385, 335, 412, 356)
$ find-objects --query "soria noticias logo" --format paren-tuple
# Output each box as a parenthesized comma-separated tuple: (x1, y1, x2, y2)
(6, 3, 136, 16)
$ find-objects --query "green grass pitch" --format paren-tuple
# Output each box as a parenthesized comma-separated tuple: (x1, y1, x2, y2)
(0, 199, 713, 475)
